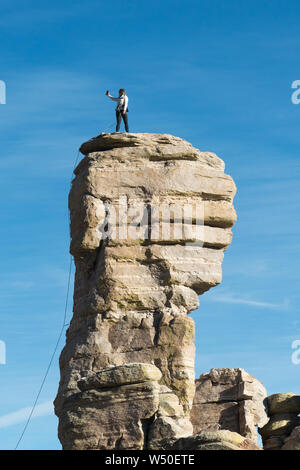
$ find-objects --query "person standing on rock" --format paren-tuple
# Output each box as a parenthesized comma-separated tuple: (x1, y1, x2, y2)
(105, 89, 129, 133)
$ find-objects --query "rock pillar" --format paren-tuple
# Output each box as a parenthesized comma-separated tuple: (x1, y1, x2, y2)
(54, 133, 236, 449)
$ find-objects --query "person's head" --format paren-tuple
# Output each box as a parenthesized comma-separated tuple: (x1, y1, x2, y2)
(119, 88, 126, 96)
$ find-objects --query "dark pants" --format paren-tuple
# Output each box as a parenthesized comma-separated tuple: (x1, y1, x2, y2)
(116, 110, 129, 132)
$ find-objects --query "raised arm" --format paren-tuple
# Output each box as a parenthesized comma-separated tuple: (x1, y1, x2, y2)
(105, 91, 119, 102)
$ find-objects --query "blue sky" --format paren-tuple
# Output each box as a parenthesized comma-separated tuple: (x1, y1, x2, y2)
(1, 0, 300, 450)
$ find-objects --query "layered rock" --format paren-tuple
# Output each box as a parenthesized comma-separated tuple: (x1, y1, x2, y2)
(259, 393, 300, 450)
(54, 133, 237, 450)
(282, 426, 300, 450)
(191, 368, 268, 442)
(167, 430, 262, 451)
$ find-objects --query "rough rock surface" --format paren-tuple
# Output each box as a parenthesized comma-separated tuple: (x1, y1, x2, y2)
(259, 393, 300, 450)
(166, 430, 262, 450)
(191, 368, 268, 441)
(282, 426, 300, 450)
(267, 393, 300, 415)
(54, 133, 237, 450)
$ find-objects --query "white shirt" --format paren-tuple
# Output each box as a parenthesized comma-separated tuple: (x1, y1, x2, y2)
(107, 93, 128, 112)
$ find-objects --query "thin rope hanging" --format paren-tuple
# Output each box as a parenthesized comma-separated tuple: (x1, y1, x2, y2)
(14, 148, 81, 450)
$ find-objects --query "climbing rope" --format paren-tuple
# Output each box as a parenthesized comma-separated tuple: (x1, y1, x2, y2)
(72, 150, 80, 175)
(14, 148, 82, 449)
(14, 125, 114, 449)
(101, 121, 115, 134)
(14, 255, 73, 450)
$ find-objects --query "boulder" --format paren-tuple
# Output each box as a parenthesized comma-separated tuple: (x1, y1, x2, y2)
(191, 368, 268, 441)
(282, 426, 300, 450)
(78, 362, 162, 391)
(267, 393, 300, 415)
(167, 430, 262, 450)
(259, 413, 300, 439)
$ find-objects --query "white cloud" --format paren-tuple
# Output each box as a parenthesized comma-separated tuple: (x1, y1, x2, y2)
(0, 265, 73, 293)
(0, 401, 53, 429)
(207, 293, 289, 310)
(9, 281, 35, 290)
(44, 265, 72, 288)
(0, 4, 87, 29)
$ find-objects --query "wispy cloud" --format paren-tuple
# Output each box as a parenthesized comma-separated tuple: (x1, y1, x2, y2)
(0, 4, 91, 29)
(0, 401, 53, 429)
(224, 259, 270, 277)
(0, 265, 73, 299)
(44, 265, 72, 288)
(9, 281, 35, 290)
(0, 279, 35, 291)
(206, 293, 289, 310)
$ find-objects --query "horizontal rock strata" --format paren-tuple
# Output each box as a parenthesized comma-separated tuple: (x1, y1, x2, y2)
(55, 133, 237, 450)
(259, 393, 300, 450)
(166, 430, 262, 451)
(191, 368, 268, 442)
